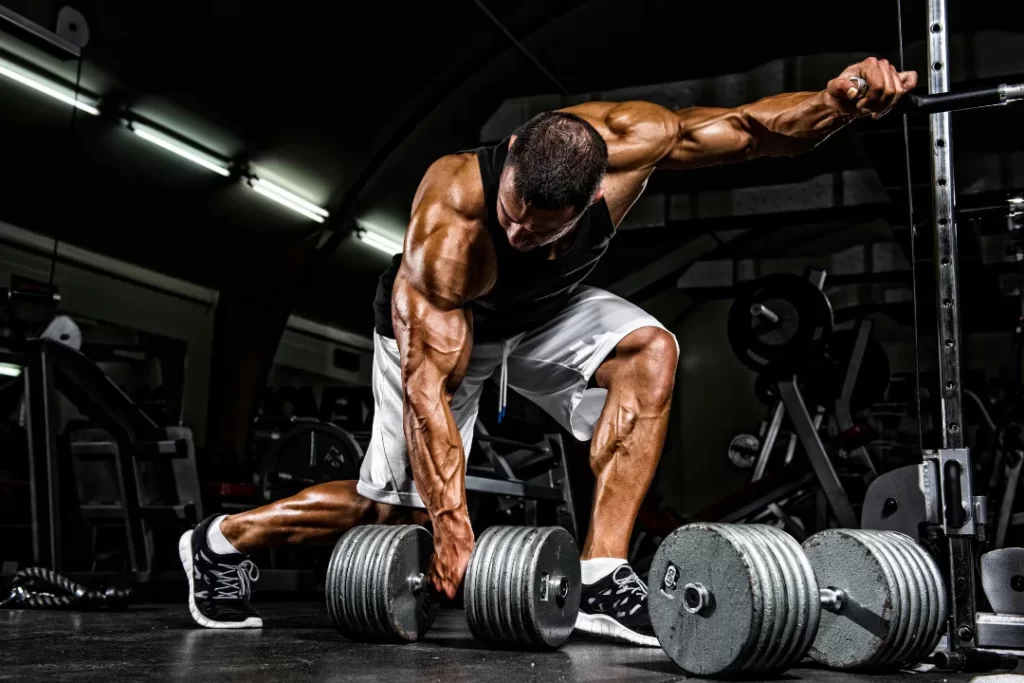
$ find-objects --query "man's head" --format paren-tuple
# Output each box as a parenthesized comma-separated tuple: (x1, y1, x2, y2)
(497, 111, 608, 251)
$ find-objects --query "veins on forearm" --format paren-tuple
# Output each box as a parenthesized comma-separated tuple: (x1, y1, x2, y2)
(741, 91, 853, 155)
(402, 364, 469, 526)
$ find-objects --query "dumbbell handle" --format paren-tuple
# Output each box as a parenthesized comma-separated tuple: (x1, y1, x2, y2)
(409, 573, 427, 594)
(750, 303, 780, 324)
(683, 582, 847, 616)
(819, 587, 847, 612)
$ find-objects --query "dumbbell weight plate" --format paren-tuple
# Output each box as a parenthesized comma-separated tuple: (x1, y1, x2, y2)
(747, 525, 819, 672)
(880, 531, 932, 667)
(325, 525, 436, 642)
(464, 526, 581, 649)
(882, 531, 945, 666)
(802, 529, 899, 668)
(803, 528, 946, 670)
(855, 530, 915, 668)
(726, 525, 790, 672)
(651, 523, 826, 676)
(649, 523, 766, 675)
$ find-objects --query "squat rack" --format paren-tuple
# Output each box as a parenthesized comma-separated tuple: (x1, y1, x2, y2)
(925, 0, 978, 658)
(862, 0, 1024, 668)
(921, 0, 1022, 665)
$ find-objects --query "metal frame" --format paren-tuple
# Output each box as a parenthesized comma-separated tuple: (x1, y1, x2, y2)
(738, 268, 878, 529)
(0, 4, 81, 58)
(775, 379, 859, 529)
(926, 0, 982, 655)
(22, 339, 202, 576)
(23, 346, 61, 569)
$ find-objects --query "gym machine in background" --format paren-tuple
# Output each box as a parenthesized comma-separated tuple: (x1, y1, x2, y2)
(714, 268, 889, 538)
(859, 0, 1024, 664)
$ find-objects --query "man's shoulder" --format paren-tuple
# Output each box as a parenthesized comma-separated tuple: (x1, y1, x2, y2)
(424, 152, 486, 218)
(394, 150, 497, 303)
(416, 152, 488, 234)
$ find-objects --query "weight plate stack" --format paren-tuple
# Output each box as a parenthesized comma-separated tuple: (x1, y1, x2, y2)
(464, 526, 581, 650)
(325, 525, 436, 642)
(879, 530, 946, 667)
(802, 529, 945, 669)
(741, 525, 820, 672)
(649, 523, 818, 676)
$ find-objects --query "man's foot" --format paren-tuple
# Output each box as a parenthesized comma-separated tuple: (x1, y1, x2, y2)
(574, 564, 660, 647)
(178, 515, 263, 628)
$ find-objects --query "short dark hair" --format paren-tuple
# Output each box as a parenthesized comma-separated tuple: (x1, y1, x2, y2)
(505, 111, 608, 214)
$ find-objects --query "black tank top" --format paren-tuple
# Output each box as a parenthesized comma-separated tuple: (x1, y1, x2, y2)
(373, 136, 616, 343)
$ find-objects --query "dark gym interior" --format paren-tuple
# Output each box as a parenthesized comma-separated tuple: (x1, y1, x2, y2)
(2, 1, 1024, 681)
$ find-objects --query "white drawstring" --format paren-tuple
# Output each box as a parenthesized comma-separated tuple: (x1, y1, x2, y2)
(498, 340, 510, 423)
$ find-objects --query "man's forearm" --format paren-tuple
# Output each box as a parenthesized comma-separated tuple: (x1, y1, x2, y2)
(738, 90, 854, 157)
(403, 388, 472, 535)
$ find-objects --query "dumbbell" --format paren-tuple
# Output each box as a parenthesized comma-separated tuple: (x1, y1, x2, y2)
(325, 524, 581, 649)
(649, 523, 946, 677)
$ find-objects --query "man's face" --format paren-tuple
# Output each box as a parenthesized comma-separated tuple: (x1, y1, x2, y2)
(496, 166, 581, 252)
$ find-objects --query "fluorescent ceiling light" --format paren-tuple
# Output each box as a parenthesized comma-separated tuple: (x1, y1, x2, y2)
(0, 362, 22, 378)
(0, 58, 99, 115)
(250, 178, 329, 219)
(357, 229, 403, 255)
(247, 178, 327, 223)
(128, 122, 230, 176)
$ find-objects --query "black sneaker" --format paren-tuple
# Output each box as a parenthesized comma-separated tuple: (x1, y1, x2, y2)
(574, 564, 659, 646)
(177, 515, 262, 628)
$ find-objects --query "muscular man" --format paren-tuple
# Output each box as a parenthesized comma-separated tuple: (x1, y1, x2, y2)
(180, 57, 916, 642)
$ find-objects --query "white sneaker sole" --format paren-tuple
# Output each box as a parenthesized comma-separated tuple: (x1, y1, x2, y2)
(178, 530, 262, 629)
(574, 611, 660, 647)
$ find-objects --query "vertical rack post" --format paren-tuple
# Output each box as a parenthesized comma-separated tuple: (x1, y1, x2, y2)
(926, 0, 978, 652)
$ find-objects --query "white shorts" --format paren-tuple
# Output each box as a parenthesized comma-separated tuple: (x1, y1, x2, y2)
(356, 286, 677, 508)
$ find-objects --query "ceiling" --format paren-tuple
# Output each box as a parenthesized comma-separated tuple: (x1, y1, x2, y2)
(1, 0, 1023, 339)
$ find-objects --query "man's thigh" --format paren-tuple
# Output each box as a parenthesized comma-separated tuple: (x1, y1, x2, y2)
(507, 287, 679, 440)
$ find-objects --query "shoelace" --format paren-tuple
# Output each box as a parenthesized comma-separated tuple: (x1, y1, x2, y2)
(613, 569, 649, 600)
(212, 560, 260, 599)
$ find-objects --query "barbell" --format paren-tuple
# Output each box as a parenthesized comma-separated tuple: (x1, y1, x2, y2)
(649, 523, 946, 676)
(324, 524, 581, 649)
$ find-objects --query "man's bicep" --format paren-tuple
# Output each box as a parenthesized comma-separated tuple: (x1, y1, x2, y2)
(656, 106, 756, 170)
(391, 274, 473, 393)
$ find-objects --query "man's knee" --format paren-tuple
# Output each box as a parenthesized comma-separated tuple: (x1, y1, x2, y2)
(618, 326, 678, 407)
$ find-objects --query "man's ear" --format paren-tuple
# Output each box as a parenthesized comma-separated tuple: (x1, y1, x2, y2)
(508, 134, 517, 150)
(591, 186, 605, 205)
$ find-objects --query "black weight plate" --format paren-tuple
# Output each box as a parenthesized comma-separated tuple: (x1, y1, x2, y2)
(259, 421, 363, 501)
(728, 274, 834, 372)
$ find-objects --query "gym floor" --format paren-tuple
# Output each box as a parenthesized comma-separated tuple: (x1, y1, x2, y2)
(2, 603, 1017, 683)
